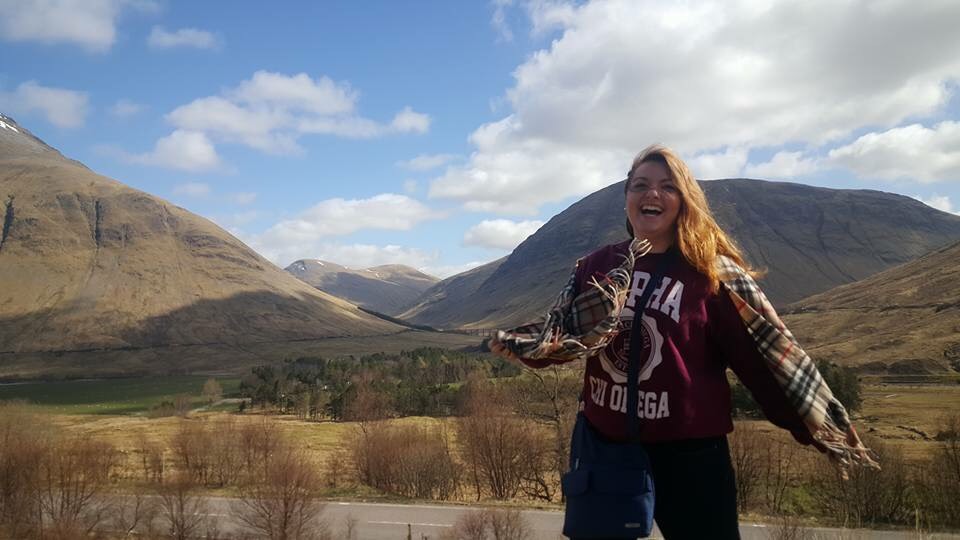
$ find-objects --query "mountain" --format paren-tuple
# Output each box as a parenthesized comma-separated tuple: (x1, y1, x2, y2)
(397, 257, 507, 327)
(0, 113, 422, 378)
(401, 179, 960, 330)
(285, 259, 438, 315)
(782, 240, 960, 374)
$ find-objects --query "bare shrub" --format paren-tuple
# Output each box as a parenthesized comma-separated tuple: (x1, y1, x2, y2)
(913, 413, 960, 529)
(174, 394, 193, 416)
(352, 422, 460, 499)
(811, 436, 911, 526)
(763, 437, 800, 515)
(323, 445, 352, 489)
(135, 430, 165, 483)
(514, 427, 558, 502)
(147, 394, 193, 418)
(444, 510, 486, 540)
(0, 402, 48, 538)
(765, 514, 813, 540)
(36, 435, 119, 537)
(441, 508, 532, 540)
(208, 418, 242, 486)
(457, 382, 545, 501)
(233, 445, 326, 540)
(729, 423, 765, 513)
(505, 365, 581, 496)
(202, 378, 223, 403)
(170, 418, 242, 487)
(109, 491, 160, 539)
(342, 372, 395, 423)
(156, 474, 210, 540)
(171, 419, 215, 485)
(146, 400, 178, 419)
(239, 417, 283, 472)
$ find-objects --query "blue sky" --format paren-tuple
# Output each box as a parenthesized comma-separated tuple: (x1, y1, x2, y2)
(2, 1, 959, 277)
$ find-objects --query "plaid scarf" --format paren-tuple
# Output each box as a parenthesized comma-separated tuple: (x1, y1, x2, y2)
(496, 238, 651, 362)
(495, 244, 878, 473)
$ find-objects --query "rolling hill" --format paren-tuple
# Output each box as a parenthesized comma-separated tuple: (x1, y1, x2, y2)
(783, 240, 960, 373)
(0, 113, 455, 378)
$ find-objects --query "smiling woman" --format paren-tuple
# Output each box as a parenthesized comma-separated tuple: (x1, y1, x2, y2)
(490, 144, 875, 540)
(624, 158, 681, 254)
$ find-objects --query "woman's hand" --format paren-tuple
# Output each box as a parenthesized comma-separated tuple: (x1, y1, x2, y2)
(829, 424, 880, 479)
(844, 424, 880, 469)
(487, 333, 524, 367)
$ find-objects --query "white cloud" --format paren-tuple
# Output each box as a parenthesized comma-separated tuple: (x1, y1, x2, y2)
(491, 0, 514, 42)
(228, 192, 258, 205)
(210, 210, 264, 231)
(827, 122, 960, 183)
(397, 153, 458, 171)
(744, 151, 820, 180)
(254, 241, 439, 273)
(232, 71, 355, 115)
(423, 260, 487, 279)
(266, 194, 444, 237)
(147, 26, 220, 50)
(912, 194, 959, 215)
(0, 81, 88, 128)
(429, 122, 626, 214)
(108, 98, 144, 118)
(687, 147, 749, 180)
(431, 0, 960, 214)
(247, 194, 446, 265)
(164, 71, 429, 154)
(525, 0, 577, 36)
(128, 130, 221, 171)
(463, 219, 544, 250)
(0, 0, 157, 52)
(172, 182, 211, 197)
(390, 106, 431, 133)
(167, 95, 299, 155)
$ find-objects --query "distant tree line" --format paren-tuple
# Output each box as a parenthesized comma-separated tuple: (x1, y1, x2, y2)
(238, 347, 522, 420)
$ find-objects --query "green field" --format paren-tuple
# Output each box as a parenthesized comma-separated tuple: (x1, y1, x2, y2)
(0, 375, 241, 415)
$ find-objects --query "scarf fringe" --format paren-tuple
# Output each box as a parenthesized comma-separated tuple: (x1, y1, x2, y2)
(813, 418, 881, 475)
(522, 238, 650, 360)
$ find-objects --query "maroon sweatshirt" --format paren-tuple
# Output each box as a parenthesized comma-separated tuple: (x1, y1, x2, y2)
(520, 240, 813, 445)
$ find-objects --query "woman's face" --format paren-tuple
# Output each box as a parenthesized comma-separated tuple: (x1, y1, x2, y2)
(625, 160, 682, 251)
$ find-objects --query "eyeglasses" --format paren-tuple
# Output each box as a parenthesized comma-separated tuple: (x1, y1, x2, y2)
(625, 179, 679, 195)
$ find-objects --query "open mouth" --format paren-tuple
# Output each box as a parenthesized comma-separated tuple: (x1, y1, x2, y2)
(640, 205, 663, 216)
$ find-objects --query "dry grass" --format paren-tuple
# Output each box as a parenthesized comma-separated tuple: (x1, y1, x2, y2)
(856, 383, 960, 461)
(42, 381, 960, 478)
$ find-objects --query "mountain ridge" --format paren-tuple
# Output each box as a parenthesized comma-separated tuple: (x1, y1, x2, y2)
(285, 259, 438, 315)
(400, 178, 960, 331)
(0, 113, 414, 376)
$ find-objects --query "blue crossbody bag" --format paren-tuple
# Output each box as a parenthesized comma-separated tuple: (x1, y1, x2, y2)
(561, 251, 672, 539)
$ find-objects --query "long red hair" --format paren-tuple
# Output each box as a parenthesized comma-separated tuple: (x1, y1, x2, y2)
(625, 144, 757, 291)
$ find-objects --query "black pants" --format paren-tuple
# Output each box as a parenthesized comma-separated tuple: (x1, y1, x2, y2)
(571, 436, 740, 540)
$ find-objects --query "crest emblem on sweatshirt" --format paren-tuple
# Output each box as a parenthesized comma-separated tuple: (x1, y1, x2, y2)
(598, 314, 664, 384)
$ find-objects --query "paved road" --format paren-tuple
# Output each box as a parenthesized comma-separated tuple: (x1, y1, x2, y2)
(194, 498, 960, 539)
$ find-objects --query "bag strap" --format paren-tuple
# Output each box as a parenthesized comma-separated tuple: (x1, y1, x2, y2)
(626, 249, 673, 441)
